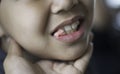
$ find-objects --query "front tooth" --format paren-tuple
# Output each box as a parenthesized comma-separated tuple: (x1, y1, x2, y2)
(71, 21, 80, 30)
(64, 25, 72, 34)
(71, 24, 77, 30)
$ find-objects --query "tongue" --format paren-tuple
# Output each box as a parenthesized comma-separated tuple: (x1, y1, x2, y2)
(54, 29, 65, 38)
(53, 25, 85, 42)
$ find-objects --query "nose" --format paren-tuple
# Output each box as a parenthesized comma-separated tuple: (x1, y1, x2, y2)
(51, 0, 78, 13)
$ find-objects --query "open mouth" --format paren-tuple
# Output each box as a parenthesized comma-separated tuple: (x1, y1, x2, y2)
(51, 15, 85, 42)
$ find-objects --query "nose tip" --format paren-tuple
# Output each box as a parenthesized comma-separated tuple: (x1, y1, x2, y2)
(51, 0, 78, 13)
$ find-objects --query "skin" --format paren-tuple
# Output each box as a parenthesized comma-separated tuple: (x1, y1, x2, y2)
(4, 38, 93, 74)
(0, 0, 94, 74)
(0, 0, 94, 61)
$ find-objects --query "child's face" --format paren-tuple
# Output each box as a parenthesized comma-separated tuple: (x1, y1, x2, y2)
(0, 0, 94, 60)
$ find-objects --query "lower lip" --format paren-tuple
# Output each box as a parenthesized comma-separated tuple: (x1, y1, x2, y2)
(54, 25, 85, 43)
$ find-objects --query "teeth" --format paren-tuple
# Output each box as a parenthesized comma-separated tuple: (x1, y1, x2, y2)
(71, 21, 79, 30)
(53, 21, 80, 36)
(64, 21, 80, 34)
(64, 25, 72, 34)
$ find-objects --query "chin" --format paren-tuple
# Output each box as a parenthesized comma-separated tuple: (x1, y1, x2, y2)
(51, 54, 81, 61)
(50, 50, 85, 61)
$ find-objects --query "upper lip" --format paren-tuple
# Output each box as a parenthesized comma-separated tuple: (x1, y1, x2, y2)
(51, 15, 85, 35)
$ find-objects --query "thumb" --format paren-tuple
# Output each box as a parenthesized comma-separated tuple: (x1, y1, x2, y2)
(7, 38, 23, 57)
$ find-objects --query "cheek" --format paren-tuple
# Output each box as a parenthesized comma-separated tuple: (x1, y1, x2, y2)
(1, 6, 50, 36)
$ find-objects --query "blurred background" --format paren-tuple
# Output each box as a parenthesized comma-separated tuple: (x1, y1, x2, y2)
(88, 0, 120, 74)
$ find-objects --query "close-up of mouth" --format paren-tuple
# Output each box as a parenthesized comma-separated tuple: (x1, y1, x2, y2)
(51, 15, 85, 43)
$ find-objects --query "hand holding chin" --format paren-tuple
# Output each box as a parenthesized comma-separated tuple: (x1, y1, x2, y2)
(4, 37, 93, 74)
(37, 42, 93, 74)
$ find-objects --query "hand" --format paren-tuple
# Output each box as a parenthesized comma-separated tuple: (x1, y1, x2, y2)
(37, 42, 93, 74)
(3, 39, 44, 74)
(4, 34, 93, 74)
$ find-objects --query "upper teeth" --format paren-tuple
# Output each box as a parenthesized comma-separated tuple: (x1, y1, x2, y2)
(71, 21, 79, 30)
(64, 21, 80, 34)
(53, 21, 80, 37)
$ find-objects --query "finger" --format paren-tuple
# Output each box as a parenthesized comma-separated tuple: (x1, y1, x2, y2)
(37, 60, 57, 74)
(74, 43, 93, 73)
(53, 62, 67, 73)
(7, 38, 22, 57)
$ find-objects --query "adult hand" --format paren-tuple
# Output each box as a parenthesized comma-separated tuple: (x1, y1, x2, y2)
(37, 42, 93, 74)
(4, 33, 93, 74)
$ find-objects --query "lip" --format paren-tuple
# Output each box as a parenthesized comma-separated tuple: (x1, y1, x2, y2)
(51, 15, 84, 35)
(51, 15, 85, 43)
